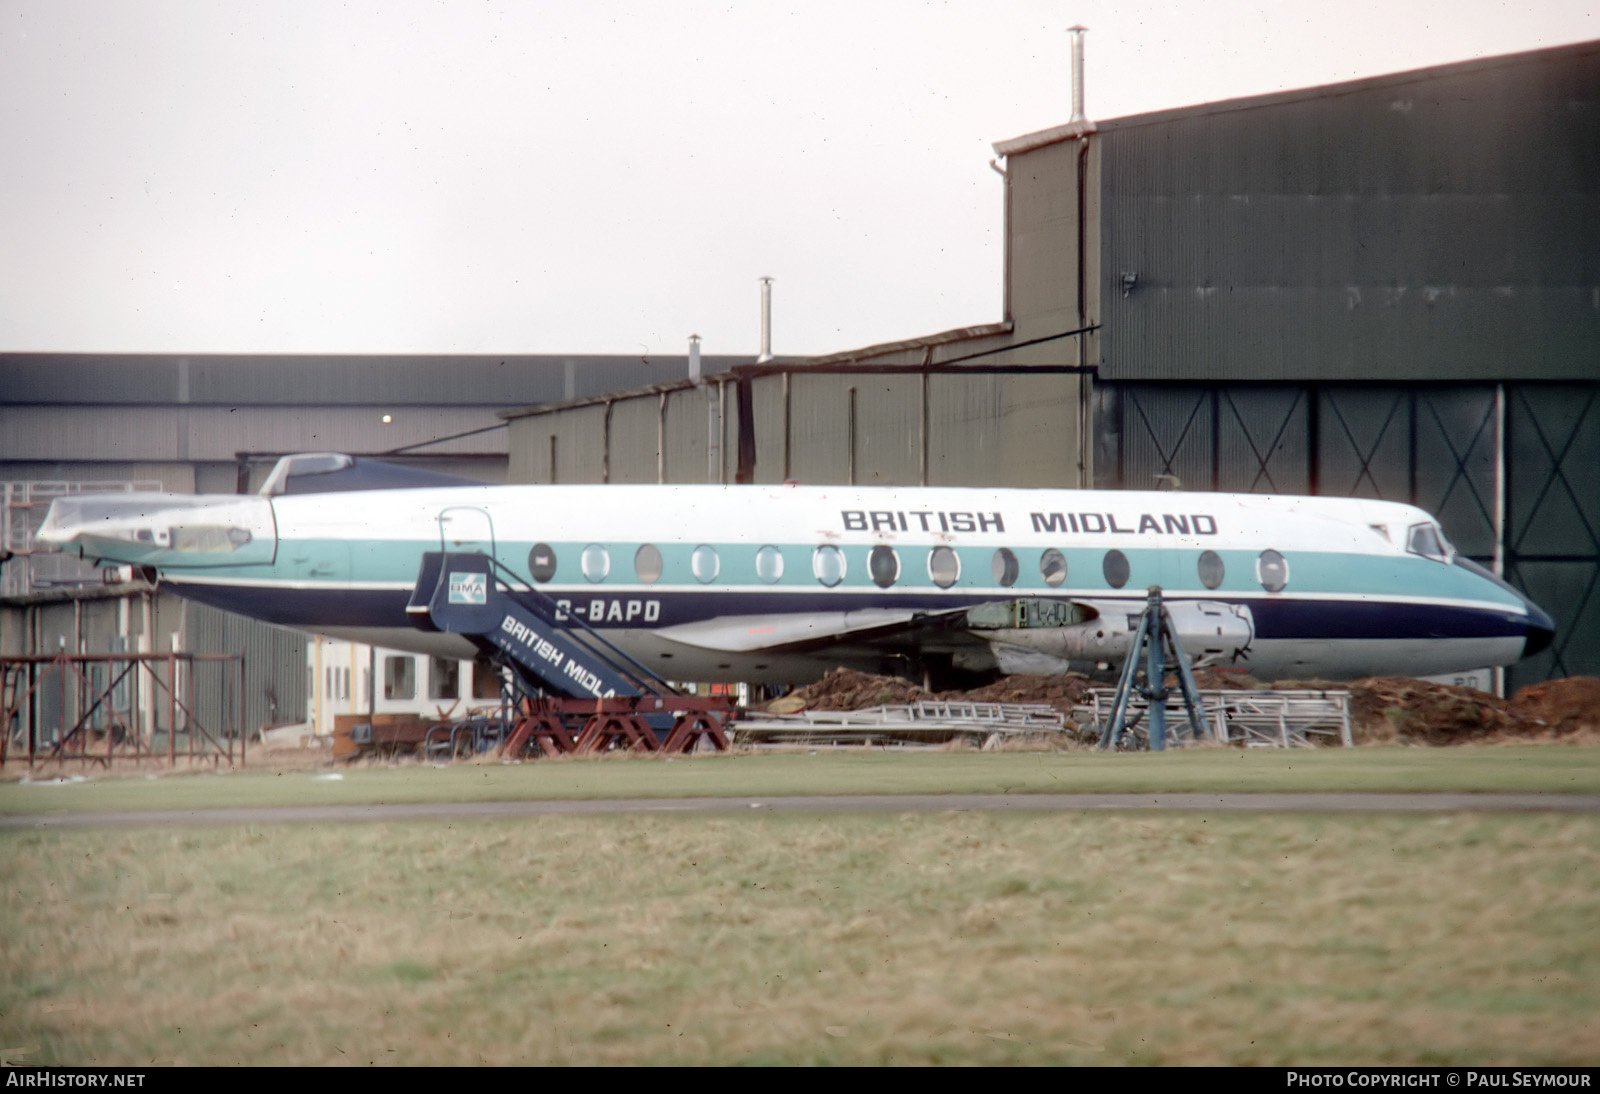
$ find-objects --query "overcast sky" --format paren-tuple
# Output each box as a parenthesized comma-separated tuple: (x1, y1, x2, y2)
(1, 1, 1593, 359)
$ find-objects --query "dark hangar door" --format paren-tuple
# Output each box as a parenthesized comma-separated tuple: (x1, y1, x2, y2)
(1096, 381, 1600, 688)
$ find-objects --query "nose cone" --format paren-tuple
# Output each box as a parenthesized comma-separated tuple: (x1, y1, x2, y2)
(1450, 555, 1556, 662)
(1523, 600, 1556, 658)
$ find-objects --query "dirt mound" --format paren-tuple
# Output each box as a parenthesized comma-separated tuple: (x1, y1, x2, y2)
(963, 674, 1097, 716)
(773, 669, 1099, 717)
(1507, 676, 1600, 739)
(776, 668, 939, 711)
(1340, 676, 1517, 746)
(1191, 670, 1270, 691)
(770, 668, 1600, 747)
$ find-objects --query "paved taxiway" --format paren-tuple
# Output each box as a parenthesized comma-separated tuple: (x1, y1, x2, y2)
(5, 792, 1600, 829)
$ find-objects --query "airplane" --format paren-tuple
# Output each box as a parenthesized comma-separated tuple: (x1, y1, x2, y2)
(36, 452, 1554, 688)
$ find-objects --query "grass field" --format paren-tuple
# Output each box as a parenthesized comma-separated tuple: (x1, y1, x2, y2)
(2, 747, 1598, 1066)
(3, 811, 1598, 1065)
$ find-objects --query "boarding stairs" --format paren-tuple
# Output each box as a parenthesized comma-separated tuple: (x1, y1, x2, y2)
(408, 551, 730, 757)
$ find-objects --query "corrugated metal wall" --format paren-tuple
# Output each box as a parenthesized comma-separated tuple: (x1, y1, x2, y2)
(507, 370, 1085, 489)
(3, 592, 306, 751)
(1095, 42, 1600, 382)
(0, 406, 510, 463)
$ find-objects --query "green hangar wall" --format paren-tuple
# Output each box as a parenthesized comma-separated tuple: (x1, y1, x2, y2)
(1032, 41, 1598, 687)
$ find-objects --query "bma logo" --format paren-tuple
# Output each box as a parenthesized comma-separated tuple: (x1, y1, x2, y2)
(448, 571, 487, 605)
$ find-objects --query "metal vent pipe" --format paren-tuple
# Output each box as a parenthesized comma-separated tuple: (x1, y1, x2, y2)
(1069, 25, 1088, 125)
(757, 276, 773, 363)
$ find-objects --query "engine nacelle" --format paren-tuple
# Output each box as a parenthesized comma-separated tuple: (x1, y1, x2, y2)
(967, 598, 1255, 672)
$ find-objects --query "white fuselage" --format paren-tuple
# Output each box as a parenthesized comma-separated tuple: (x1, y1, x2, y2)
(38, 481, 1554, 683)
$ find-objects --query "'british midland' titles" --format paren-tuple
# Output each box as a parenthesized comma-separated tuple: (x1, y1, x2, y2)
(840, 511, 1218, 536)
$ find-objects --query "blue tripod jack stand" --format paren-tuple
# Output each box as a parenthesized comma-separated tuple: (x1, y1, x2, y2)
(1097, 586, 1212, 751)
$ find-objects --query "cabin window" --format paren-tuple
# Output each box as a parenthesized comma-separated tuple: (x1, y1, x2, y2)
(1103, 549, 1130, 589)
(1197, 550, 1225, 590)
(529, 543, 557, 583)
(1256, 549, 1289, 593)
(384, 655, 416, 700)
(1407, 523, 1449, 562)
(691, 545, 720, 583)
(868, 545, 899, 588)
(992, 547, 1019, 587)
(429, 657, 460, 700)
(1040, 548, 1067, 588)
(813, 545, 845, 587)
(581, 544, 610, 583)
(756, 545, 784, 583)
(928, 546, 960, 589)
(634, 544, 663, 584)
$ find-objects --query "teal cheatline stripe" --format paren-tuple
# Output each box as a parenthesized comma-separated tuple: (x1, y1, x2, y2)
(225, 537, 1517, 609)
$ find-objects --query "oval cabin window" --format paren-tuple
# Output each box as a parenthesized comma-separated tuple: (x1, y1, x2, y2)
(1103, 549, 1130, 589)
(529, 543, 557, 583)
(1040, 548, 1067, 588)
(756, 545, 784, 583)
(813, 545, 845, 587)
(1197, 550, 1225, 590)
(992, 547, 1019, 588)
(869, 545, 900, 589)
(928, 546, 960, 589)
(691, 545, 720, 583)
(1256, 549, 1289, 592)
(634, 544, 663, 584)
(580, 544, 610, 583)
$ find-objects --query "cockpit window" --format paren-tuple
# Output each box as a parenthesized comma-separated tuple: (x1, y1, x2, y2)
(170, 526, 254, 552)
(1407, 523, 1450, 562)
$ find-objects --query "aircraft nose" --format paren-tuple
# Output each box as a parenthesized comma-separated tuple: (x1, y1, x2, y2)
(1523, 600, 1556, 658)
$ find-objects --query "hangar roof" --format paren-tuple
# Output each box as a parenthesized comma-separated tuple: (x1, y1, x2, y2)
(0, 353, 744, 407)
(994, 38, 1600, 156)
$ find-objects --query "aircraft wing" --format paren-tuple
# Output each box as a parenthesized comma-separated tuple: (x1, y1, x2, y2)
(655, 607, 967, 654)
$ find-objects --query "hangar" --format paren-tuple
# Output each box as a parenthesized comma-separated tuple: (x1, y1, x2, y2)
(502, 39, 1599, 691)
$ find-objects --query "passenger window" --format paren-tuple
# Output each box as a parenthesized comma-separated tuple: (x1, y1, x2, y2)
(1040, 548, 1067, 588)
(928, 546, 960, 589)
(634, 544, 663, 584)
(529, 543, 557, 583)
(691, 545, 720, 583)
(581, 544, 610, 583)
(992, 547, 1019, 588)
(1197, 550, 1225, 590)
(755, 545, 784, 583)
(1103, 549, 1130, 589)
(1256, 549, 1289, 593)
(813, 545, 845, 587)
(869, 545, 899, 588)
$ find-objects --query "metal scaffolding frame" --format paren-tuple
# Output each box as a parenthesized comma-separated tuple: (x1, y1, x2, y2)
(1, 650, 246, 769)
